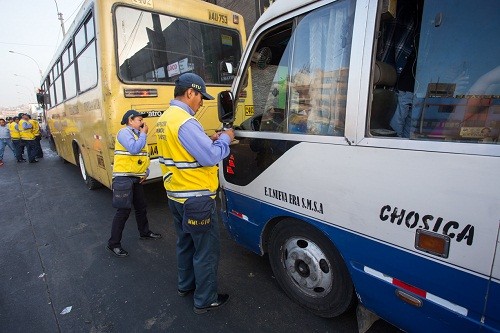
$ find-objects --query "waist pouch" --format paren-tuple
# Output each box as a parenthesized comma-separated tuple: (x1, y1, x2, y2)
(182, 196, 215, 233)
(112, 177, 135, 209)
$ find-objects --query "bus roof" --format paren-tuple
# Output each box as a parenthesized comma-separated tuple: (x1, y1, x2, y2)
(250, 0, 319, 37)
(41, 0, 244, 84)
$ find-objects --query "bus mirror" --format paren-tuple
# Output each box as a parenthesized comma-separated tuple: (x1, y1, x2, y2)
(218, 90, 235, 129)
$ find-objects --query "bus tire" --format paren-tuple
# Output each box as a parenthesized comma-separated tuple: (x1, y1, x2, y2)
(77, 148, 101, 190)
(268, 219, 355, 318)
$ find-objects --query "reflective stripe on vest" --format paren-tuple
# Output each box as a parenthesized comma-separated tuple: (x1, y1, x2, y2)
(158, 157, 201, 169)
(166, 189, 216, 198)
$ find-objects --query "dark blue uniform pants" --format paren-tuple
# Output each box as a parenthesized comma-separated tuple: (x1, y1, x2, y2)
(108, 177, 151, 248)
(168, 198, 220, 308)
(21, 139, 36, 162)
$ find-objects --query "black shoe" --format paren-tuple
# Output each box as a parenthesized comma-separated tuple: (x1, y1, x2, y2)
(29, 160, 38, 163)
(140, 232, 162, 240)
(17, 159, 26, 163)
(193, 294, 230, 314)
(178, 288, 195, 297)
(106, 245, 129, 258)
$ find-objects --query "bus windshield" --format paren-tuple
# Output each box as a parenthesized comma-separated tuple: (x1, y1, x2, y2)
(115, 6, 241, 85)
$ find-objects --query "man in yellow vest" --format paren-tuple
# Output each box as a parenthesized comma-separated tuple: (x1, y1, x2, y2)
(18, 113, 37, 163)
(28, 114, 43, 159)
(107, 109, 162, 258)
(7, 116, 24, 162)
(156, 73, 234, 314)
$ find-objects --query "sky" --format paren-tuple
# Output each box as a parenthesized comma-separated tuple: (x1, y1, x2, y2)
(0, 0, 83, 108)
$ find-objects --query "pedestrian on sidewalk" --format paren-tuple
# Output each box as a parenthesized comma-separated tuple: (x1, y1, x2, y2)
(0, 118, 17, 166)
(156, 73, 234, 314)
(107, 109, 162, 258)
(7, 116, 24, 162)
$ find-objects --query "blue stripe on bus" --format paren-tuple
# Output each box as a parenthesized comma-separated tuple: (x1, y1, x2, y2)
(221, 190, 498, 333)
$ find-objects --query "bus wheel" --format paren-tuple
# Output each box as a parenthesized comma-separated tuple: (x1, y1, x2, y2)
(268, 219, 355, 318)
(77, 149, 101, 190)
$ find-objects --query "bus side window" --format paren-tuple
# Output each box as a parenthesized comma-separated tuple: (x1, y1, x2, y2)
(248, 24, 293, 133)
(244, 0, 356, 136)
(371, 0, 500, 144)
(287, 1, 355, 136)
(371, 0, 423, 139)
(410, 0, 500, 144)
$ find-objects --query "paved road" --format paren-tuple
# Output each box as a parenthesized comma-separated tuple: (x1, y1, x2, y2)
(0, 141, 400, 332)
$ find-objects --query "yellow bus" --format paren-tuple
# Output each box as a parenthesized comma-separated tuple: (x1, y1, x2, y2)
(39, 0, 251, 189)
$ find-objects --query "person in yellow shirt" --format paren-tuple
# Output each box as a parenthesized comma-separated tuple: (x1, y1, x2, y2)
(8, 116, 25, 162)
(28, 114, 43, 159)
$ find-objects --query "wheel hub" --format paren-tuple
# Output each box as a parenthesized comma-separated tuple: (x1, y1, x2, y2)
(295, 260, 310, 277)
(283, 237, 332, 298)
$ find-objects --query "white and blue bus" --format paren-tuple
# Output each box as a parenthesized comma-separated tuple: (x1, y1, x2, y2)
(216, 0, 500, 331)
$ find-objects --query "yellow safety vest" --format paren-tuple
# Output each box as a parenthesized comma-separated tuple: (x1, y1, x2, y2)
(156, 105, 218, 203)
(9, 122, 21, 140)
(30, 119, 41, 137)
(112, 127, 150, 178)
(19, 119, 35, 140)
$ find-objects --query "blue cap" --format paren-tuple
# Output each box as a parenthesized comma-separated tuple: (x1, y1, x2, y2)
(175, 73, 214, 100)
(121, 109, 148, 125)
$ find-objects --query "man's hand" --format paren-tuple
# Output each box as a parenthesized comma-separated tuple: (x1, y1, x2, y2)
(210, 131, 221, 141)
(222, 128, 235, 141)
(140, 123, 149, 134)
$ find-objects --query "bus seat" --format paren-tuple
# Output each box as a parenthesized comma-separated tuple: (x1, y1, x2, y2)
(370, 61, 397, 136)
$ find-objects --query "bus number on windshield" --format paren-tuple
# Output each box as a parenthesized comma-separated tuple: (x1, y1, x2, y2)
(132, 0, 153, 8)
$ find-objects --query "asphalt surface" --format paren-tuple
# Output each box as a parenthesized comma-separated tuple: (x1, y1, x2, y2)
(0, 140, 401, 333)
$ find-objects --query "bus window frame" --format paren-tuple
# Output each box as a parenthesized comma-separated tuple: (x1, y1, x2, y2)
(111, 3, 244, 87)
(75, 11, 98, 96)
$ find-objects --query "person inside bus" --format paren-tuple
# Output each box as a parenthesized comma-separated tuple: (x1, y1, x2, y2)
(376, 0, 423, 138)
(107, 109, 162, 258)
(155, 73, 234, 314)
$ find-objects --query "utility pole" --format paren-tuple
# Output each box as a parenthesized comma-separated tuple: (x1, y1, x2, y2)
(53, 0, 66, 36)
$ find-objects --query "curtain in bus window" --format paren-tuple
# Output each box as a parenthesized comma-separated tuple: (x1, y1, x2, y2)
(287, 0, 355, 136)
(115, 6, 241, 85)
